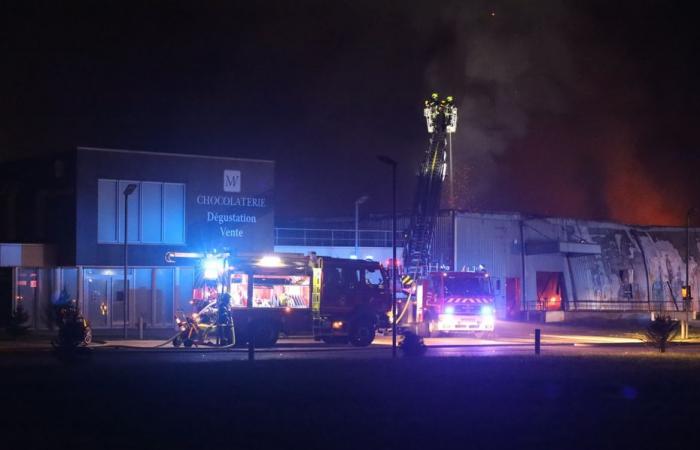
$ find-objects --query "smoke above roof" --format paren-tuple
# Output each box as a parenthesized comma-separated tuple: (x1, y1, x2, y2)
(424, 0, 695, 225)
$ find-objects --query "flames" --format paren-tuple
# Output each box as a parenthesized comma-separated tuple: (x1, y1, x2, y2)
(443, 122, 687, 226)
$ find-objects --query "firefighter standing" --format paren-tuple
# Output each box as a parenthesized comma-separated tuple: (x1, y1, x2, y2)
(216, 293, 233, 345)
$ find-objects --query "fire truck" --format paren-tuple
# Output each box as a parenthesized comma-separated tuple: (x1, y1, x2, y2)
(400, 93, 496, 336)
(166, 252, 391, 347)
(416, 268, 495, 337)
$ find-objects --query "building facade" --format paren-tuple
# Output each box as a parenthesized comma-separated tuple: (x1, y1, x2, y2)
(276, 211, 700, 321)
(0, 147, 274, 330)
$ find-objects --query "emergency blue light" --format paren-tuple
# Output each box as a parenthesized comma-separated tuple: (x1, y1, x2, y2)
(203, 258, 223, 280)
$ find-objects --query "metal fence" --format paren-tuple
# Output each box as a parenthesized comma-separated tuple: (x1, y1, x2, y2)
(527, 300, 684, 312)
(274, 228, 403, 248)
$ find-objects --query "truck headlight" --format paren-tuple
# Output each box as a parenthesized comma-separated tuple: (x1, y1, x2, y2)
(480, 305, 494, 317)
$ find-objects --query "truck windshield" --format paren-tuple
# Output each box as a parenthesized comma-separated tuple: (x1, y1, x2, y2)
(442, 276, 491, 296)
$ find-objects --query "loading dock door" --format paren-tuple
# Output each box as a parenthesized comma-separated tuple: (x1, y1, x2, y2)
(536, 272, 566, 311)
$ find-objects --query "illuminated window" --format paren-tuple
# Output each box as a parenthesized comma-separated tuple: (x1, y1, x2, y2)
(97, 179, 185, 244)
(228, 274, 310, 309)
(229, 273, 249, 308)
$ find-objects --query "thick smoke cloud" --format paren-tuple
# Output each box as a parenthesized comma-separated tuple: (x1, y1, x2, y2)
(425, 0, 694, 225)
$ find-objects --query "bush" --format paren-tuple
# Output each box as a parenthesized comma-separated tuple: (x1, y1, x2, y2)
(7, 305, 30, 338)
(645, 315, 679, 353)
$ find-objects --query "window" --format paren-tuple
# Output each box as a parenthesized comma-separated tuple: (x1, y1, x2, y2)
(141, 182, 162, 243)
(442, 276, 491, 296)
(224, 272, 310, 309)
(97, 180, 117, 241)
(134, 269, 153, 324)
(325, 266, 360, 290)
(163, 184, 185, 244)
(342, 268, 360, 288)
(249, 274, 310, 309)
(365, 268, 384, 287)
(97, 179, 185, 244)
(154, 268, 174, 324)
(176, 267, 195, 313)
(229, 273, 249, 308)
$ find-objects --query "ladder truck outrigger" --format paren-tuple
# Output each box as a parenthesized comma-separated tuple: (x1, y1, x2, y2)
(398, 93, 496, 337)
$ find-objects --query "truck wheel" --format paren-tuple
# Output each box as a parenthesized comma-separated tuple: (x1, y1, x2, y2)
(172, 336, 182, 347)
(349, 318, 375, 347)
(183, 338, 194, 348)
(253, 321, 279, 347)
(83, 328, 93, 345)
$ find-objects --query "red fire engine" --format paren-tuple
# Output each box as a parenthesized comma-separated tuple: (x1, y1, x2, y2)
(416, 268, 495, 337)
(167, 252, 391, 347)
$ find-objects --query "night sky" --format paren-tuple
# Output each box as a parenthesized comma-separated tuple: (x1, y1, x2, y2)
(2, 0, 699, 225)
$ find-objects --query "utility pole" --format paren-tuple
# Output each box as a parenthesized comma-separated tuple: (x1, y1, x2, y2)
(377, 155, 398, 358)
(683, 208, 696, 339)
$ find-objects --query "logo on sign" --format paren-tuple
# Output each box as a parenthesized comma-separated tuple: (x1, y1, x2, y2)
(223, 170, 241, 193)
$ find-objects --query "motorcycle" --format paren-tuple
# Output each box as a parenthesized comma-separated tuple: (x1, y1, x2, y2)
(172, 298, 234, 347)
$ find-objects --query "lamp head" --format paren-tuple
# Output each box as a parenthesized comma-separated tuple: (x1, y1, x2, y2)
(377, 155, 397, 167)
(123, 183, 138, 196)
(356, 195, 369, 205)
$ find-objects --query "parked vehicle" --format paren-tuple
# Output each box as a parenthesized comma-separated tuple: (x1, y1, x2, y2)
(417, 268, 495, 337)
(52, 300, 92, 348)
(166, 252, 391, 347)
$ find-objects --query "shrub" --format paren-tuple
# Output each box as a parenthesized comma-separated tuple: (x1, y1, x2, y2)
(645, 315, 679, 353)
(7, 305, 30, 338)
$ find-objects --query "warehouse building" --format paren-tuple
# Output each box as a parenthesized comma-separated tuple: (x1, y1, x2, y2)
(276, 211, 700, 321)
(0, 147, 274, 330)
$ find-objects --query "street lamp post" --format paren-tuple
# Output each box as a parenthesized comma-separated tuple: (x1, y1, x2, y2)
(123, 183, 138, 339)
(682, 208, 696, 340)
(355, 195, 369, 258)
(377, 155, 397, 358)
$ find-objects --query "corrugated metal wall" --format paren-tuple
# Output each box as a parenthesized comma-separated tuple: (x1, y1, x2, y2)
(281, 211, 700, 314)
(454, 214, 520, 316)
(453, 213, 700, 314)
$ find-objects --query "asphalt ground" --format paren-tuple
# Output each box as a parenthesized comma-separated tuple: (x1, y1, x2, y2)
(1, 347, 699, 450)
(2, 321, 699, 449)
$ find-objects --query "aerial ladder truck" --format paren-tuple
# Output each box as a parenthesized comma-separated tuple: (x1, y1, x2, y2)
(399, 93, 496, 337)
(404, 93, 457, 277)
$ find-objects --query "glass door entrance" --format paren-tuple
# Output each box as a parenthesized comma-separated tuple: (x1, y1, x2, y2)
(84, 269, 133, 329)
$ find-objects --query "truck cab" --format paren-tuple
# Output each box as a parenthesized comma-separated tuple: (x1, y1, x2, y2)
(419, 270, 495, 336)
(311, 257, 391, 346)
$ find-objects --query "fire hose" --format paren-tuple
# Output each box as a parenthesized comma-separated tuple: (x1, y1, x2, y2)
(389, 268, 420, 331)
(104, 321, 238, 349)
